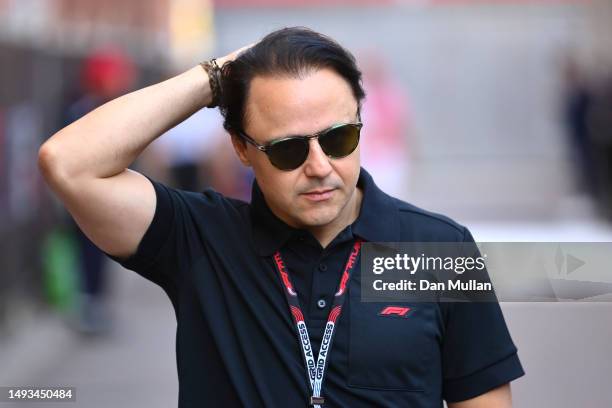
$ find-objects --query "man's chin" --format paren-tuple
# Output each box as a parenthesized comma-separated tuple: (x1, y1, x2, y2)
(294, 208, 340, 229)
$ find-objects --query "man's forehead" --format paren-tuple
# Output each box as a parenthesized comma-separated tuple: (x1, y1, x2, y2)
(245, 107, 358, 142)
(243, 70, 358, 142)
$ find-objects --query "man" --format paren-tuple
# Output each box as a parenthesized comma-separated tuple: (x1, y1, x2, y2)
(39, 27, 524, 407)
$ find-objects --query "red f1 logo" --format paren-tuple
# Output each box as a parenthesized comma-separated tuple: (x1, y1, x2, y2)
(379, 306, 412, 318)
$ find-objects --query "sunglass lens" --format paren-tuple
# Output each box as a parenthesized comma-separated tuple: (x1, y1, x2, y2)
(319, 125, 360, 158)
(268, 137, 309, 170)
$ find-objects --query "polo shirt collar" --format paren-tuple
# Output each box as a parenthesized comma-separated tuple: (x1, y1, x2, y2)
(249, 167, 400, 256)
(352, 168, 401, 243)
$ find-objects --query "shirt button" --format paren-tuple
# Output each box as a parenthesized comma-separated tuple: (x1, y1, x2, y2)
(318, 263, 327, 272)
(317, 299, 327, 309)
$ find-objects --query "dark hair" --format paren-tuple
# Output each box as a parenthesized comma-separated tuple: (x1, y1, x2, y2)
(218, 26, 366, 137)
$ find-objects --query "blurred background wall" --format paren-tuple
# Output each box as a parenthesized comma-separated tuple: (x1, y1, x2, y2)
(1, 0, 612, 407)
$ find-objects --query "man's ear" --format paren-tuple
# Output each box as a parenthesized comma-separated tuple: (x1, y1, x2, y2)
(230, 133, 252, 167)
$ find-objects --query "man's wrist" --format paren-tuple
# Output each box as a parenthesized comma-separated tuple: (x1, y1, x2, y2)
(186, 65, 214, 109)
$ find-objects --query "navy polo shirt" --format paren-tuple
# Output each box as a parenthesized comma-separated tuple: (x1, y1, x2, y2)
(108, 168, 524, 407)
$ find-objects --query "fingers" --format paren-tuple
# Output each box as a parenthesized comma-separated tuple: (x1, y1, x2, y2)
(218, 42, 257, 67)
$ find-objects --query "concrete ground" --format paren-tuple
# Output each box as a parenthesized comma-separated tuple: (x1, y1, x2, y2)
(0, 260, 178, 408)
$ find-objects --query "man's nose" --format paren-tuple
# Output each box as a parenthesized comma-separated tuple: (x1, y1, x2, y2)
(303, 138, 333, 178)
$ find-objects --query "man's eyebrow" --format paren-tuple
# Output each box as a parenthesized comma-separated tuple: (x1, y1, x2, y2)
(271, 125, 330, 141)
(269, 120, 351, 142)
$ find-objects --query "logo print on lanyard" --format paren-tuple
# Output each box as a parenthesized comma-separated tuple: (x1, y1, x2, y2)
(272, 240, 362, 407)
(274, 252, 297, 296)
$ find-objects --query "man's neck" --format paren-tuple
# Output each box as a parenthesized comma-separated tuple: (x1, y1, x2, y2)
(308, 186, 363, 248)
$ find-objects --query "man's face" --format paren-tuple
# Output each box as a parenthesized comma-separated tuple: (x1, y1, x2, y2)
(232, 68, 361, 229)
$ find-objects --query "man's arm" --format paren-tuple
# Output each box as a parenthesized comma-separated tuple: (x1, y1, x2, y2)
(38, 47, 249, 259)
(447, 383, 512, 408)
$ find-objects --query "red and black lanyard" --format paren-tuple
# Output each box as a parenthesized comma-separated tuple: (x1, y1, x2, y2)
(272, 239, 362, 407)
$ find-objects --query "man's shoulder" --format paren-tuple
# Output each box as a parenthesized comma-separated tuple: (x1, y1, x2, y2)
(395, 197, 464, 233)
(151, 179, 250, 221)
(386, 193, 467, 242)
(170, 184, 248, 207)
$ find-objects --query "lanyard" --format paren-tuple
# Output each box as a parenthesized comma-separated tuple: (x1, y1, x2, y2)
(272, 239, 362, 407)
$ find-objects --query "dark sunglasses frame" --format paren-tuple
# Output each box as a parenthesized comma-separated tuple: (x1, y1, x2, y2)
(237, 120, 363, 171)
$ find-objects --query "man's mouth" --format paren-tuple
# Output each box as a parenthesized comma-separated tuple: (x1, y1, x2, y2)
(300, 188, 336, 202)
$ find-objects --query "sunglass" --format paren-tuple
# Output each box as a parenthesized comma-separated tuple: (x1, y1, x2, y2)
(237, 121, 363, 171)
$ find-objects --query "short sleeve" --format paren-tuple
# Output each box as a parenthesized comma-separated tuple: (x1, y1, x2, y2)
(105, 176, 191, 301)
(441, 227, 525, 402)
